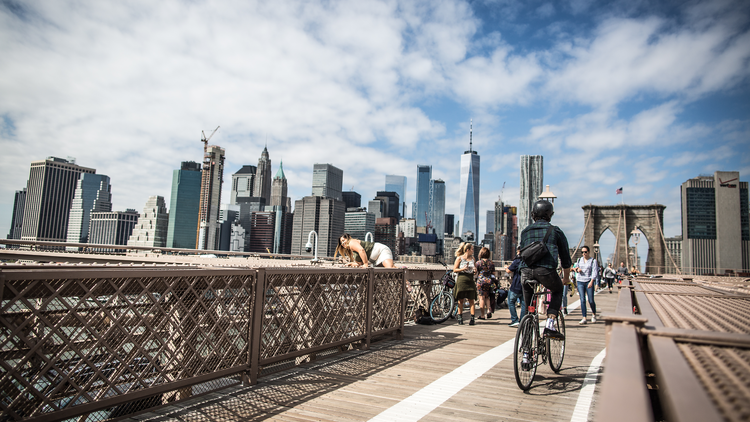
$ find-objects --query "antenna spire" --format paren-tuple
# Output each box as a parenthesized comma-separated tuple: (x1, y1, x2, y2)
(469, 119, 473, 153)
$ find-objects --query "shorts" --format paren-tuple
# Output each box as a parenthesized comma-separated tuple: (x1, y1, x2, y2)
(370, 243, 394, 266)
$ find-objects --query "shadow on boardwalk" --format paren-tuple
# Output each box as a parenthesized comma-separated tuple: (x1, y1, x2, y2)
(128, 329, 462, 421)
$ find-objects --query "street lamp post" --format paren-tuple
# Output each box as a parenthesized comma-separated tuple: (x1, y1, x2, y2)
(305, 231, 319, 263)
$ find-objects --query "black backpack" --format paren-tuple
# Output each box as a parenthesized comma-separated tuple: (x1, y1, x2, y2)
(413, 306, 435, 325)
(519, 226, 554, 266)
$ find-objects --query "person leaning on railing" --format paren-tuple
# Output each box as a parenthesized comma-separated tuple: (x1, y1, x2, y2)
(336, 234, 395, 268)
(518, 200, 572, 340)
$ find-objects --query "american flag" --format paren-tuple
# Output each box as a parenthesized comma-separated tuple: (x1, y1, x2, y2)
(616, 187, 623, 195)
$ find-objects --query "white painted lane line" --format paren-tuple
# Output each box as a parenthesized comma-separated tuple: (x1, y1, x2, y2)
(369, 289, 609, 422)
(570, 348, 607, 422)
(368, 339, 515, 422)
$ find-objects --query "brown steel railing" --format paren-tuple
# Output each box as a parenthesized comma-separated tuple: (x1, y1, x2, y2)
(598, 276, 749, 421)
(0, 265, 416, 422)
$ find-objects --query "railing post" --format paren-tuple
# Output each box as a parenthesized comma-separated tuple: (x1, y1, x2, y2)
(249, 268, 265, 385)
(364, 267, 374, 350)
(397, 268, 405, 340)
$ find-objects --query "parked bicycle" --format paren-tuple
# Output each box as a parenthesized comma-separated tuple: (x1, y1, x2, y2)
(513, 279, 566, 390)
(429, 261, 457, 323)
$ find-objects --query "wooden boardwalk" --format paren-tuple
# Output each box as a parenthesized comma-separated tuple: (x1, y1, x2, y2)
(128, 289, 617, 422)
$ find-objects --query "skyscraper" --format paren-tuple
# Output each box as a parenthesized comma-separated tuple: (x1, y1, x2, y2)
(430, 179, 446, 253)
(89, 209, 139, 252)
(21, 157, 96, 242)
(375, 191, 400, 220)
(253, 147, 272, 204)
(231, 165, 257, 204)
(445, 214, 454, 237)
(66, 173, 112, 246)
(459, 121, 480, 239)
(128, 196, 169, 247)
(416, 165, 432, 227)
(345, 209, 375, 242)
(197, 145, 225, 250)
(7, 188, 26, 240)
(519, 155, 543, 235)
(312, 163, 343, 201)
(385, 175, 406, 220)
(342, 191, 362, 209)
(167, 161, 202, 249)
(270, 161, 288, 207)
(681, 171, 749, 274)
(290, 195, 345, 257)
(486, 210, 496, 236)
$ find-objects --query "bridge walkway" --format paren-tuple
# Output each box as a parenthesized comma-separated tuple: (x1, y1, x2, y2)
(125, 289, 614, 421)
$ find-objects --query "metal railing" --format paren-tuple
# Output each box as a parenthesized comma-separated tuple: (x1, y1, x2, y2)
(0, 264, 415, 422)
(597, 276, 750, 422)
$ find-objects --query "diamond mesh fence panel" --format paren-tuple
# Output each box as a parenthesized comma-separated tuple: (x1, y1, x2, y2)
(259, 269, 368, 363)
(0, 267, 254, 421)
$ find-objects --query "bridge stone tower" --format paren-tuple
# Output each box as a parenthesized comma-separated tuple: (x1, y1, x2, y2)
(581, 204, 666, 273)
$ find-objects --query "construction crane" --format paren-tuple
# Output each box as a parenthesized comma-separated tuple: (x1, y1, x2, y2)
(201, 126, 220, 154)
(425, 212, 433, 234)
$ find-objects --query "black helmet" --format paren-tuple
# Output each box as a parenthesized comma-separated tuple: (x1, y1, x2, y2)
(531, 200, 554, 221)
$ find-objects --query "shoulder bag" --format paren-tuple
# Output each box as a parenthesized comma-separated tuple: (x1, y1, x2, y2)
(519, 226, 554, 266)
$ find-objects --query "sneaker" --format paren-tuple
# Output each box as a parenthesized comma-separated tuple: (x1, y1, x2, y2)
(469, 317, 475, 326)
(544, 328, 565, 340)
(592, 315, 597, 323)
(579, 317, 587, 325)
(487, 313, 492, 319)
(478, 316, 486, 320)
(457, 314, 463, 325)
(563, 307, 568, 315)
(509, 321, 519, 327)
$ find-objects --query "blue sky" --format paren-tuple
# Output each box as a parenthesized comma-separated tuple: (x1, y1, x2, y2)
(1, 0, 749, 266)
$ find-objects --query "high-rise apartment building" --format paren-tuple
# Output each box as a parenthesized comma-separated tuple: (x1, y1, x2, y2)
(231, 165, 257, 204)
(218, 205, 239, 251)
(681, 171, 749, 274)
(519, 155, 543, 235)
(197, 145, 225, 250)
(290, 196, 345, 257)
(128, 196, 169, 247)
(345, 209, 376, 241)
(21, 157, 96, 242)
(416, 165, 431, 227)
(385, 175, 407, 220)
(429, 179, 446, 253)
(342, 191, 362, 209)
(166, 161, 201, 249)
(399, 218, 416, 238)
(7, 188, 26, 240)
(459, 121, 480, 239)
(312, 163, 343, 201)
(66, 173, 112, 247)
(270, 161, 288, 207)
(253, 147, 272, 204)
(89, 209, 139, 252)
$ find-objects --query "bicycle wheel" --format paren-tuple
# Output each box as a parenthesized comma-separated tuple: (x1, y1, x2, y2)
(547, 310, 566, 373)
(513, 314, 538, 391)
(429, 290, 455, 324)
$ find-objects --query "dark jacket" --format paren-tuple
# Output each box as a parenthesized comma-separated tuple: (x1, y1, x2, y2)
(508, 255, 523, 294)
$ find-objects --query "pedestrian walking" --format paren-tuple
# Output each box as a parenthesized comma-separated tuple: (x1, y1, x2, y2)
(575, 246, 599, 324)
(453, 242, 477, 325)
(475, 247, 496, 319)
(603, 263, 616, 293)
(505, 247, 526, 327)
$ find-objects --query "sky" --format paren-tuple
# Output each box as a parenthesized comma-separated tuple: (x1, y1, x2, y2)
(1, 0, 749, 267)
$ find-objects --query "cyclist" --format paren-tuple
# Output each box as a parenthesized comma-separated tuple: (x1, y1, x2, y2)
(518, 200, 572, 340)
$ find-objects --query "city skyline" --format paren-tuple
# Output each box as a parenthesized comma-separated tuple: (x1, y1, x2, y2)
(1, 0, 749, 262)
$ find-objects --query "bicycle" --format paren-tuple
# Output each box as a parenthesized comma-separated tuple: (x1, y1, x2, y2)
(429, 262, 457, 324)
(513, 279, 566, 391)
